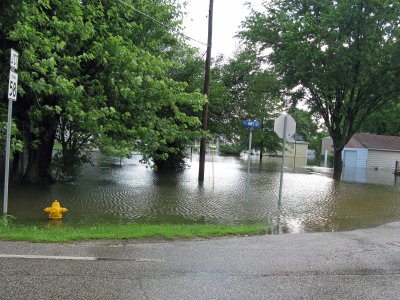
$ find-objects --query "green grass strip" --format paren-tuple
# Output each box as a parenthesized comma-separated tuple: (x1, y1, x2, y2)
(0, 223, 269, 243)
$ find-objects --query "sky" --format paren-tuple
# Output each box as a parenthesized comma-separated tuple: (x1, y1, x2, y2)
(179, 0, 264, 58)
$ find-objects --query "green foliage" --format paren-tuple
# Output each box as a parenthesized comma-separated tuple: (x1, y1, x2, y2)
(0, 215, 16, 228)
(152, 141, 189, 170)
(251, 123, 282, 155)
(167, 48, 205, 93)
(0, 112, 23, 156)
(1, 0, 204, 181)
(241, 0, 400, 177)
(219, 143, 244, 156)
(288, 108, 319, 142)
(208, 49, 282, 155)
(359, 99, 400, 136)
(287, 107, 325, 156)
(163, 46, 284, 157)
(308, 130, 329, 157)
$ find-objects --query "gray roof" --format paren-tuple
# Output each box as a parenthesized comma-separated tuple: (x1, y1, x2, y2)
(345, 133, 400, 151)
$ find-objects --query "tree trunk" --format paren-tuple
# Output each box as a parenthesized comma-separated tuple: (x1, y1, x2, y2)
(12, 118, 58, 183)
(332, 149, 343, 181)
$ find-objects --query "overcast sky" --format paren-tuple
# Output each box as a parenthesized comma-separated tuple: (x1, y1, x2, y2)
(179, 0, 264, 58)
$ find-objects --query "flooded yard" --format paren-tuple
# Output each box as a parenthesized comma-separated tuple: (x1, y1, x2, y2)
(4, 152, 400, 233)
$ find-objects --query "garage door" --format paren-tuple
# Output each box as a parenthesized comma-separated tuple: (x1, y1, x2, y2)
(344, 150, 357, 168)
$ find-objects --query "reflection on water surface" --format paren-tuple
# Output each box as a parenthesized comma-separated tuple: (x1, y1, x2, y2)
(4, 153, 400, 233)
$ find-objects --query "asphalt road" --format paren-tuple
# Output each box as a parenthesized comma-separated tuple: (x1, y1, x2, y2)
(1, 222, 400, 299)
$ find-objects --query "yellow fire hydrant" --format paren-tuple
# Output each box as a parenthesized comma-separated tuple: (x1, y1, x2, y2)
(44, 200, 68, 221)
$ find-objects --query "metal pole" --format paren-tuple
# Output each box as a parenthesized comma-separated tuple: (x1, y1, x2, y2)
(212, 146, 215, 188)
(198, 0, 214, 182)
(247, 127, 253, 173)
(293, 138, 297, 170)
(3, 98, 13, 217)
(278, 115, 287, 206)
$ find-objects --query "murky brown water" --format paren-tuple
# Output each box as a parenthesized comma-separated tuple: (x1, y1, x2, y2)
(3, 152, 400, 233)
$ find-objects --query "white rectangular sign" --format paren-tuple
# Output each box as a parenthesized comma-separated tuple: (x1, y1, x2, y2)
(8, 70, 18, 101)
(10, 48, 19, 70)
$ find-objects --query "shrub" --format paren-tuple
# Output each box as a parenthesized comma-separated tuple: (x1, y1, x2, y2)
(219, 144, 243, 156)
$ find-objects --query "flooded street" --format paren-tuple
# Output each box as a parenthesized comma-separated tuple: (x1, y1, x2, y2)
(4, 152, 400, 233)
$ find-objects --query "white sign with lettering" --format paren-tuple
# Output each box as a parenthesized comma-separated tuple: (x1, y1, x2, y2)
(10, 48, 19, 70)
(8, 70, 18, 101)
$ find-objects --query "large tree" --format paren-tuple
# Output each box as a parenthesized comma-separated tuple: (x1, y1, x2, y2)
(289, 107, 319, 143)
(1, 0, 203, 182)
(208, 50, 282, 158)
(241, 0, 400, 179)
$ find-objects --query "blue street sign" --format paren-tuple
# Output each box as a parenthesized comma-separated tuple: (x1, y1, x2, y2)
(242, 120, 260, 128)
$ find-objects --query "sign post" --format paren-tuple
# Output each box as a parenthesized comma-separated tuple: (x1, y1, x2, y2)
(247, 127, 253, 173)
(242, 120, 260, 173)
(274, 114, 296, 206)
(3, 49, 19, 217)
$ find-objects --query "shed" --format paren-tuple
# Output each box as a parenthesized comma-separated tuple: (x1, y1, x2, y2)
(343, 133, 400, 170)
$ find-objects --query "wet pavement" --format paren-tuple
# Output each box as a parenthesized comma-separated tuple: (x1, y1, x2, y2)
(1, 222, 400, 299)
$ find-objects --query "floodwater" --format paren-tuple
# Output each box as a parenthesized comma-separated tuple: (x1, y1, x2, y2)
(3, 152, 400, 233)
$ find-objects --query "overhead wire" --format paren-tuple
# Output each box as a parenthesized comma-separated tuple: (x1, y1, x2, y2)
(116, 0, 209, 47)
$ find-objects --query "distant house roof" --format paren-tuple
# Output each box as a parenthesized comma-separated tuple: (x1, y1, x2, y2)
(287, 133, 308, 144)
(345, 133, 400, 151)
(287, 140, 309, 145)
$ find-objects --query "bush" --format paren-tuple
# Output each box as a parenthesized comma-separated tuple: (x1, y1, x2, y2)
(219, 144, 243, 156)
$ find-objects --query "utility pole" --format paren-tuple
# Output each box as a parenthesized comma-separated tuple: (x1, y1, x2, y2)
(198, 0, 214, 182)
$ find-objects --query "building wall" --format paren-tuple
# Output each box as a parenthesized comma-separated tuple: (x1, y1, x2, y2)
(274, 142, 308, 166)
(342, 148, 368, 168)
(282, 142, 308, 158)
(263, 156, 307, 167)
(367, 150, 400, 170)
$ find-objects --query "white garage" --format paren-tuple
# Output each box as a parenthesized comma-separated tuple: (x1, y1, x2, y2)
(343, 133, 400, 171)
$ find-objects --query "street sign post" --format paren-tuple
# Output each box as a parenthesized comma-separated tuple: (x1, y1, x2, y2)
(3, 49, 19, 217)
(274, 113, 296, 206)
(243, 119, 260, 173)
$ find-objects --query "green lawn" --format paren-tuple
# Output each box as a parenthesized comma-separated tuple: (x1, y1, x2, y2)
(0, 223, 269, 243)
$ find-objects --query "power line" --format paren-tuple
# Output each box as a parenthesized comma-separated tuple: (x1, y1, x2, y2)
(117, 0, 209, 47)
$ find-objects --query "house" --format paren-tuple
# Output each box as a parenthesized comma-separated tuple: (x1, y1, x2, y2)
(342, 133, 400, 170)
(275, 135, 309, 166)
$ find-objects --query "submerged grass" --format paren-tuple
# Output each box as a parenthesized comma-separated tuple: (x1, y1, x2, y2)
(0, 223, 269, 243)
